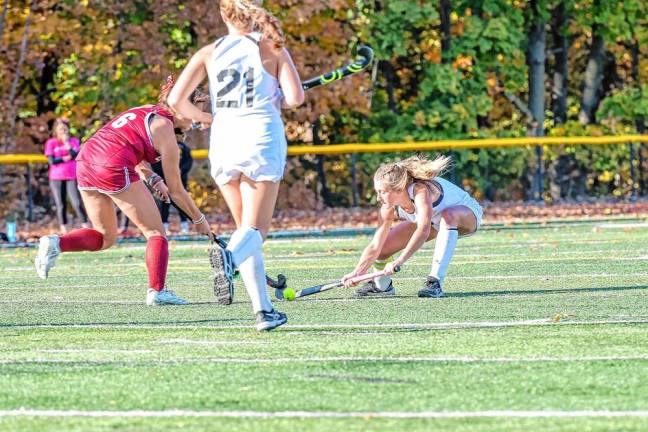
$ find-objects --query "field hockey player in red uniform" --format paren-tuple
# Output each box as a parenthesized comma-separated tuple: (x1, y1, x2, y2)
(34, 80, 212, 306)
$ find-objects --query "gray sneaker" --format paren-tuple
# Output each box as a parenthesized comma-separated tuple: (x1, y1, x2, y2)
(209, 244, 235, 305)
(355, 280, 395, 297)
(255, 309, 288, 331)
(418, 276, 444, 298)
(146, 288, 189, 306)
(35, 235, 61, 280)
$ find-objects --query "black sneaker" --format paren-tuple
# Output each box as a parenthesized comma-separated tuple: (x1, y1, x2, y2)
(209, 244, 235, 305)
(355, 280, 395, 297)
(418, 276, 444, 298)
(255, 309, 288, 331)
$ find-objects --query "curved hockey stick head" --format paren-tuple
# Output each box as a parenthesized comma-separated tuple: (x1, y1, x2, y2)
(302, 44, 374, 90)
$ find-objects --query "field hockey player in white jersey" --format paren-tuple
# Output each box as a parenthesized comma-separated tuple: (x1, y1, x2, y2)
(168, 0, 304, 331)
(342, 155, 484, 298)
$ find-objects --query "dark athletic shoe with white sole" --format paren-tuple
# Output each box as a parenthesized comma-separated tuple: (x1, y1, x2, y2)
(354, 280, 395, 297)
(255, 309, 288, 331)
(418, 276, 444, 298)
(209, 243, 235, 305)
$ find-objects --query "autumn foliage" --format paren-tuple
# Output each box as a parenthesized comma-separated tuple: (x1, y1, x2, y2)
(0, 0, 647, 223)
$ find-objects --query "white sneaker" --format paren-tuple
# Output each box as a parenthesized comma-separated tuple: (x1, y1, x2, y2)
(35, 235, 61, 279)
(146, 288, 189, 306)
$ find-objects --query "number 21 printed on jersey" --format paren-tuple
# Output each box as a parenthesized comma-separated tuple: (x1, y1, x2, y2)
(216, 67, 254, 108)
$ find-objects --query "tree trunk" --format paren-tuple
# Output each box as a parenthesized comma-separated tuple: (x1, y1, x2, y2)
(630, 38, 646, 195)
(4, 0, 36, 153)
(36, 54, 59, 115)
(548, 1, 582, 201)
(551, 1, 568, 124)
(96, 11, 125, 123)
(439, 0, 452, 60)
(0, 0, 9, 45)
(578, 24, 606, 124)
(439, 0, 458, 184)
(526, 0, 547, 201)
(313, 119, 332, 206)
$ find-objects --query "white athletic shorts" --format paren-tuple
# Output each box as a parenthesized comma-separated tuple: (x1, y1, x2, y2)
(209, 125, 287, 186)
(431, 195, 483, 234)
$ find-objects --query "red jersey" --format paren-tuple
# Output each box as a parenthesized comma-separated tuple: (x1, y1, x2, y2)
(78, 105, 173, 167)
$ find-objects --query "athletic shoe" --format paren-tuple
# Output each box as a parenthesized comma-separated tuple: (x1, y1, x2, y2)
(35, 235, 61, 280)
(255, 309, 288, 331)
(354, 280, 395, 297)
(209, 243, 235, 305)
(146, 288, 188, 306)
(418, 276, 444, 298)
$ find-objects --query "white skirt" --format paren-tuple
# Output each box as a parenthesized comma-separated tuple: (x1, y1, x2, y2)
(209, 115, 287, 186)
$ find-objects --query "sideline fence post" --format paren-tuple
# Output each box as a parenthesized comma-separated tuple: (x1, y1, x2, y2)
(629, 141, 638, 201)
(26, 163, 34, 222)
(534, 144, 544, 202)
(350, 153, 359, 206)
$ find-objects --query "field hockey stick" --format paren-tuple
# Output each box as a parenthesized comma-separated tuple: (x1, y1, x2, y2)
(278, 266, 400, 301)
(301, 45, 374, 90)
(158, 196, 287, 289)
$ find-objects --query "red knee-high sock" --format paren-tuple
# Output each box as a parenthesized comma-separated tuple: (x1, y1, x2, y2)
(59, 228, 104, 252)
(145, 236, 168, 291)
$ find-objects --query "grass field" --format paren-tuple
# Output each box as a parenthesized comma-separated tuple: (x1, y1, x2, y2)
(1, 219, 647, 431)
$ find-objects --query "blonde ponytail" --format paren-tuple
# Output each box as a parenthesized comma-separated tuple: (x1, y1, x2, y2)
(220, 0, 285, 50)
(374, 154, 452, 191)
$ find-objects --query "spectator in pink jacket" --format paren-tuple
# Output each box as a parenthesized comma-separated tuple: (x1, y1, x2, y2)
(44, 118, 88, 233)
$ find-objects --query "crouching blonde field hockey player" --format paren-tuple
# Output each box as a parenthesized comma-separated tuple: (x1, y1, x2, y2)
(34, 81, 212, 306)
(168, 0, 303, 330)
(342, 155, 483, 298)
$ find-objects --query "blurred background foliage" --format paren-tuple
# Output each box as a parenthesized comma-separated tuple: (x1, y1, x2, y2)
(0, 0, 646, 219)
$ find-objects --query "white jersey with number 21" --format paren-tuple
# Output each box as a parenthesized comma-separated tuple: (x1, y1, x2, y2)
(207, 32, 287, 186)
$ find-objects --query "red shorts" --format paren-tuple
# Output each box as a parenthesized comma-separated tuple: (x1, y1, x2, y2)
(76, 160, 140, 194)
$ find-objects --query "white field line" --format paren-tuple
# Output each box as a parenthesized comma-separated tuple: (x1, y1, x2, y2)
(2, 355, 648, 366)
(1, 272, 646, 289)
(3, 318, 648, 331)
(2, 409, 648, 419)
(37, 349, 152, 354)
(160, 339, 269, 346)
(111, 237, 643, 252)
(155, 248, 641, 264)
(597, 223, 648, 228)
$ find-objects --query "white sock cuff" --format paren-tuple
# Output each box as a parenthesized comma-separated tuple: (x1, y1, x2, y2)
(227, 225, 263, 267)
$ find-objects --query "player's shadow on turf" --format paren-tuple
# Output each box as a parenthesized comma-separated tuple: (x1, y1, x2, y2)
(445, 285, 648, 297)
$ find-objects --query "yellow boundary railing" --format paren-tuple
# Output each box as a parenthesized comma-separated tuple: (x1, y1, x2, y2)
(1, 135, 647, 164)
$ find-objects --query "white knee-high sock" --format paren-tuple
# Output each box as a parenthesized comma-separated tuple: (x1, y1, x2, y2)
(430, 227, 459, 285)
(373, 257, 393, 290)
(238, 246, 274, 313)
(226, 226, 263, 267)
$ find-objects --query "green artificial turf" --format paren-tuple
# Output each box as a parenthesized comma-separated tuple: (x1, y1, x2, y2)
(0, 219, 647, 431)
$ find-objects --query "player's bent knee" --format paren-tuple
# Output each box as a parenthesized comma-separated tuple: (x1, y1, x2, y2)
(441, 207, 465, 227)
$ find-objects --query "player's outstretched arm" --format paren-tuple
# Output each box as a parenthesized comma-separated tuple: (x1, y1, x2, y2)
(392, 185, 433, 269)
(167, 45, 213, 128)
(150, 117, 211, 237)
(342, 205, 394, 287)
(276, 47, 304, 108)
